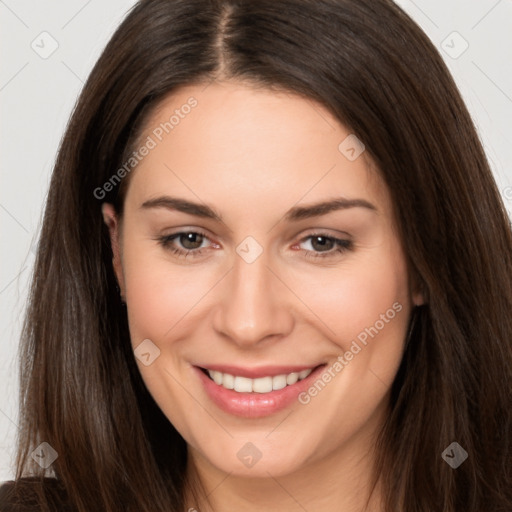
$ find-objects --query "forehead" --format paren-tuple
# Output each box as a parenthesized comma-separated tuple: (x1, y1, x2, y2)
(124, 80, 391, 221)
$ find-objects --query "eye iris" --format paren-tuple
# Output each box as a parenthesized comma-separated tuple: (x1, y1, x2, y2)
(181, 232, 203, 250)
(311, 236, 333, 252)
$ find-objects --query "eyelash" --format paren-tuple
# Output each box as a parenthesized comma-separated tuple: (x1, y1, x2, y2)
(156, 230, 353, 260)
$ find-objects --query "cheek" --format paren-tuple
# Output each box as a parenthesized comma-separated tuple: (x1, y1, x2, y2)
(122, 233, 411, 356)
(291, 245, 410, 348)
(121, 241, 218, 343)
(288, 247, 410, 448)
(119, 242, 214, 438)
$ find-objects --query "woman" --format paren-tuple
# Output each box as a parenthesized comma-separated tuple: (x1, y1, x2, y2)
(1, 0, 511, 511)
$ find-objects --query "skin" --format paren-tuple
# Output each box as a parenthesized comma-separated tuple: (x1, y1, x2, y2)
(102, 80, 423, 512)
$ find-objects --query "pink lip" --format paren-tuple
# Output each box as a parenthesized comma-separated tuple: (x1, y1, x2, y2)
(193, 364, 325, 418)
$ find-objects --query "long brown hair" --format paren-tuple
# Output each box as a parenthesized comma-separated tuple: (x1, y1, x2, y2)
(10, 0, 512, 510)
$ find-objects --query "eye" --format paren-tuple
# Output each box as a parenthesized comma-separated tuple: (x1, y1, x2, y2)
(156, 230, 215, 259)
(155, 230, 353, 261)
(296, 233, 353, 259)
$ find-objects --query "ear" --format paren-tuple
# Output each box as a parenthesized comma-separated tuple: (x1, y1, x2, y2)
(411, 278, 426, 307)
(407, 265, 426, 306)
(102, 203, 125, 300)
(412, 289, 425, 307)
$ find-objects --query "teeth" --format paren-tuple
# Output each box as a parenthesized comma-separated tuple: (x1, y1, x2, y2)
(222, 373, 235, 390)
(234, 376, 253, 393)
(272, 375, 287, 390)
(253, 376, 272, 393)
(298, 369, 311, 379)
(286, 372, 299, 385)
(206, 368, 314, 393)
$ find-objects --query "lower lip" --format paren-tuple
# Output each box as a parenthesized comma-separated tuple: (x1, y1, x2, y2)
(194, 365, 325, 418)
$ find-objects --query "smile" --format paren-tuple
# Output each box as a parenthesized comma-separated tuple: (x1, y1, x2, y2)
(194, 364, 326, 418)
(205, 368, 314, 393)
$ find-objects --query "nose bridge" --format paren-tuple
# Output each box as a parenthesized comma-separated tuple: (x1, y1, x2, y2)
(213, 242, 293, 346)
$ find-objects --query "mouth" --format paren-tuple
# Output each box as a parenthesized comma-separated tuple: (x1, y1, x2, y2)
(194, 363, 327, 418)
(200, 366, 316, 393)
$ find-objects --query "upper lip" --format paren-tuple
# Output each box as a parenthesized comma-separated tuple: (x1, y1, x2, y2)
(196, 364, 324, 379)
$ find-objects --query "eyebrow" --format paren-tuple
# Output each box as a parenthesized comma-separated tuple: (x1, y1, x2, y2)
(140, 195, 377, 222)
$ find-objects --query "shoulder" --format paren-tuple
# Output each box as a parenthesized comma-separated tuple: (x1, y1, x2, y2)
(0, 478, 74, 512)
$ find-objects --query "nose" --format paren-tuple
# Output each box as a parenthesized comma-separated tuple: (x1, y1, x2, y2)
(212, 247, 294, 348)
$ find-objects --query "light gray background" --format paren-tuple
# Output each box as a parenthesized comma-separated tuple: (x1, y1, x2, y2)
(1, 0, 511, 481)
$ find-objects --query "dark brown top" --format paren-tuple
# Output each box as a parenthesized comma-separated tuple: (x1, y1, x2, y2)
(0, 478, 75, 512)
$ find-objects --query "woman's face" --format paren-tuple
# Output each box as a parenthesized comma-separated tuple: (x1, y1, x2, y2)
(103, 80, 422, 479)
